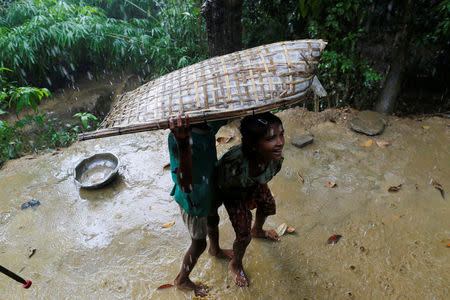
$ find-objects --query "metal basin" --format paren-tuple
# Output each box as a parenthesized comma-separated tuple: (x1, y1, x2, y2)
(74, 153, 120, 189)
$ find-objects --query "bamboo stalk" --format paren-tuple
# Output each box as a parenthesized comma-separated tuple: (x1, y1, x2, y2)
(78, 95, 306, 141)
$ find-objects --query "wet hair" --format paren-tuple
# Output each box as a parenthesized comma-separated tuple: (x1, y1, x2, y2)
(240, 112, 283, 158)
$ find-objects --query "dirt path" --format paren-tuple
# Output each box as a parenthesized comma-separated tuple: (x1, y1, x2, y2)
(0, 108, 448, 299)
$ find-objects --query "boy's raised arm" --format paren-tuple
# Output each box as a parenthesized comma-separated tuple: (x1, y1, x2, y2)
(169, 114, 193, 193)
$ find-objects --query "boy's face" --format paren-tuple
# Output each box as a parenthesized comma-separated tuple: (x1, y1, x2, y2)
(256, 123, 285, 162)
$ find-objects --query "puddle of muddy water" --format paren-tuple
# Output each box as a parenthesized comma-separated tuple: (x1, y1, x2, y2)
(79, 165, 110, 185)
(0, 108, 449, 299)
(77, 160, 117, 187)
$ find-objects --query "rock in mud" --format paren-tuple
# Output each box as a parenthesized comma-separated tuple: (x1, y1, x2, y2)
(20, 199, 41, 210)
(292, 135, 314, 148)
(350, 110, 386, 136)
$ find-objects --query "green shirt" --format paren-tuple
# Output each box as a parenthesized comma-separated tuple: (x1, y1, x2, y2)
(168, 121, 226, 217)
(216, 145, 283, 198)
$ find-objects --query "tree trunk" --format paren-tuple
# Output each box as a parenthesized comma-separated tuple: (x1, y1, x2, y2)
(201, 0, 242, 57)
(374, 49, 406, 113)
(375, 0, 413, 114)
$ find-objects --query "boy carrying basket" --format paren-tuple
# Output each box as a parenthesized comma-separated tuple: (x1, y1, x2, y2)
(168, 114, 232, 296)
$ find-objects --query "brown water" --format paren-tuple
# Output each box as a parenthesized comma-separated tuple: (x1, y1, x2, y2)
(79, 165, 111, 185)
(78, 161, 117, 186)
(0, 108, 449, 299)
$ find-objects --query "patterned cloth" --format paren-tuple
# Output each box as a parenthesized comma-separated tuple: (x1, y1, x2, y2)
(178, 205, 207, 240)
(216, 145, 283, 199)
(216, 144, 283, 241)
(223, 183, 276, 241)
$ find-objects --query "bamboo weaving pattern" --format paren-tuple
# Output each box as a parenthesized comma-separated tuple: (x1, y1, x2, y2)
(79, 39, 327, 140)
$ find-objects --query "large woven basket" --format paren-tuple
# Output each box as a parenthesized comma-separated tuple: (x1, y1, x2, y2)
(79, 39, 327, 140)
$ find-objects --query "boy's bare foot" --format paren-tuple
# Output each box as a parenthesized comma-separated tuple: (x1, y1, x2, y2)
(174, 277, 209, 297)
(208, 248, 234, 260)
(194, 284, 209, 297)
(251, 229, 280, 241)
(229, 260, 249, 287)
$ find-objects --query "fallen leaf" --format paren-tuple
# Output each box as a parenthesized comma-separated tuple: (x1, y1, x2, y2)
(376, 141, 390, 147)
(422, 125, 430, 130)
(149, 206, 152, 210)
(157, 283, 174, 289)
(162, 221, 175, 228)
(163, 163, 170, 171)
(216, 136, 232, 144)
(286, 226, 295, 233)
(364, 139, 373, 147)
(441, 239, 450, 243)
(297, 171, 304, 183)
(325, 182, 336, 188)
(327, 234, 342, 245)
(275, 223, 288, 236)
(432, 180, 445, 199)
(388, 184, 402, 192)
(447, 244, 450, 248)
(382, 215, 404, 224)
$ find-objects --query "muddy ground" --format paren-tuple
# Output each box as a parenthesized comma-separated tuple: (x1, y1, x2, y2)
(0, 107, 449, 299)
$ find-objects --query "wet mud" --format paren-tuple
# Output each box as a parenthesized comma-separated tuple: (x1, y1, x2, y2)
(0, 107, 449, 299)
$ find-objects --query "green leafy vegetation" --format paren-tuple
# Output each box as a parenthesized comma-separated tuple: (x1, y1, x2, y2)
(307, 1, 383, 109)
(0, 67, 98, 166)
(0, 0, 207, 88)
(0, 0, 448, 165)
(242, 0, 383, 110)
(1, 67, 50, 165)
(74, 112, 99, 130)
(0, 0, 207, 166)
(243, 0, 448, 111)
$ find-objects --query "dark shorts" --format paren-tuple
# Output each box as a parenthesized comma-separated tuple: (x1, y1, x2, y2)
(179, 204, 207, 240)
(178, 198, 222, 240)
(223, 183, 276, 242)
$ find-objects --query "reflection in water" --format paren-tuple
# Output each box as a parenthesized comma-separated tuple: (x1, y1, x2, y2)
(0, 109, 449, 299)
(78, 174, 124, 201)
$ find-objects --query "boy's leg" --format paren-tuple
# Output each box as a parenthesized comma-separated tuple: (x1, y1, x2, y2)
(250, 184, 280, 241)
(251, 208, 280, 241)
(230, 234, 251, 287)
(224, 199, 252, 287)
(174, 238, 208, 296)
(207, 198, 233, 259)
(174, 206, 209, 296)
(207, 212, 233, 259)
